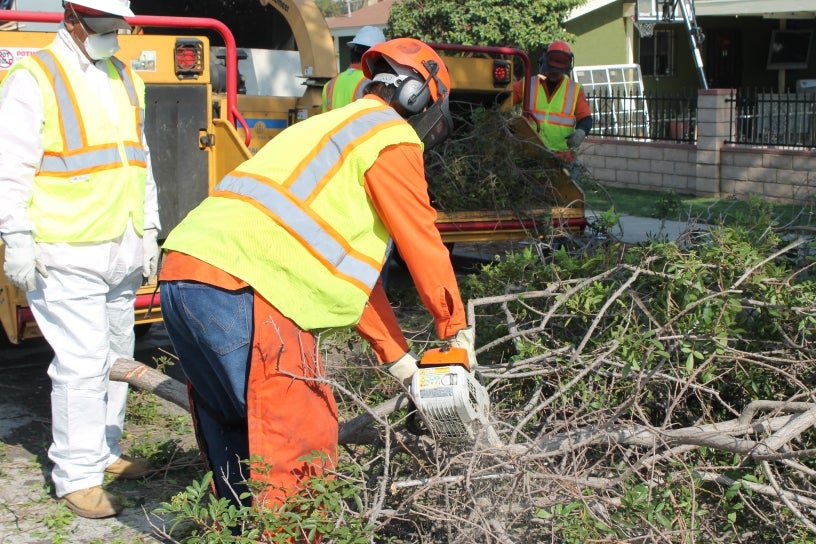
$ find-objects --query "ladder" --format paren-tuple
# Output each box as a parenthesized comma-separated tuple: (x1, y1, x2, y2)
(664, 0, 708, 89)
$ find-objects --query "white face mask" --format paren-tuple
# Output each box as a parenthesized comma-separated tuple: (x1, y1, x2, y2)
(83, 32, 120, 60)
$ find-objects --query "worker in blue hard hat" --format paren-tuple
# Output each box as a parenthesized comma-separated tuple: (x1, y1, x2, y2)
(322, 25, 386, 111)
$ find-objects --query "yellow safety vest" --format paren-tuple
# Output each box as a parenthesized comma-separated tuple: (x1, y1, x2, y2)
(7, 45, 147, 243)
(163, 98, 422, 329)
(321, 67, 369, 111)
(525, 75, 581, 152)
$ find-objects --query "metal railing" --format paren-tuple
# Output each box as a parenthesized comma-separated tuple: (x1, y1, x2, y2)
(586, 91, 697, 143)
(586, 88, 816, 151)
(727, 89, 816, 149)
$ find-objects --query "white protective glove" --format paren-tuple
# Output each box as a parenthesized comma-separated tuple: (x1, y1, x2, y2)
(386, 351, 420, 387)
(2, 231, 48, 292)
(448, 327, 478, 371)
(142, 228, 160, 283)
(566, 128, 586, 149)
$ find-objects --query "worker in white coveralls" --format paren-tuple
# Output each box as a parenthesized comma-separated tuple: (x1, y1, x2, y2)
(0, 0, 159, 519)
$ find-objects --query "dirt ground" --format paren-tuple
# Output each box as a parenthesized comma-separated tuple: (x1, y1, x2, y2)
(0, 325, 201, 544)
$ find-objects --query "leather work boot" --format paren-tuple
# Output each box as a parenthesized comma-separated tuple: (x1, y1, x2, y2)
(105, 455, 154, 480)
(61, 486, 123, 519)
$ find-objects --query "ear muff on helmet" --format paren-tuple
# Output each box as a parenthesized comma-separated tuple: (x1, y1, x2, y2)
(363, 39, 454, 148)
(393, 74, 430, 114)
(362, 38, 452, 106)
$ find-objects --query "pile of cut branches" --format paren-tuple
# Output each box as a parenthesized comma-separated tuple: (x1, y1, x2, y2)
(325, 198, 816, 543)
(130, 199, 816, 543)
(423, 105, 575, 213)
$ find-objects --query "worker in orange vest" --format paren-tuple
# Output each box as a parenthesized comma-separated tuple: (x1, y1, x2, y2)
(511, 40, 593, 164)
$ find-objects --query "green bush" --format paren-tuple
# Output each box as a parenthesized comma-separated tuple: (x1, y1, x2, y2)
(152, 454, 377, 543)
(154, 196, 816, 543)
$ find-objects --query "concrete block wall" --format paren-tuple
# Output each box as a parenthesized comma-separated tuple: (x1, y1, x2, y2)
(580, 139, 697, 194)
(578, 88, 816, 205)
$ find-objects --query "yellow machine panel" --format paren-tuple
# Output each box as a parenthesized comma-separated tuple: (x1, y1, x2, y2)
(0, 32, 210, 84)
(444, 55, 513, 93)
(119, 34, 211, 84)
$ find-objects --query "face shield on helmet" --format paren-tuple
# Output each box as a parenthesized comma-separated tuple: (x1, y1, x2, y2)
(538, 40, 574, 75)
(362, 38, 454, 151)
(405, 95, 452, 151)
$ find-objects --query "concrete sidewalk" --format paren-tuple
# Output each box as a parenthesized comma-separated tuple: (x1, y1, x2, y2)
(588, 211, 690, 244)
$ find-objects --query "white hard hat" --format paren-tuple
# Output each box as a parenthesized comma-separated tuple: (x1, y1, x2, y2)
(64, 0, 133, 33)
(349, 26, 386, 49)
(65, 0, 134, 18)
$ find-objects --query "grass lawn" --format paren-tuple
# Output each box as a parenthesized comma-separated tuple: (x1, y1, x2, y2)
(584, 184, 816, 227)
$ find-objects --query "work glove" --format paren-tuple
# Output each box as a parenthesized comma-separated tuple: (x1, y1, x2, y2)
(142, 228, 160, 283)
(388, 351, 427, 435)
(2, 231, 48, 292)
(386, 351, 420, 387)
(566, 128, 586, 149)
(448, 327, 478, 371)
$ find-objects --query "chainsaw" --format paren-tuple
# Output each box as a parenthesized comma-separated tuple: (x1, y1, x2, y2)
(409, 346, 493, 443)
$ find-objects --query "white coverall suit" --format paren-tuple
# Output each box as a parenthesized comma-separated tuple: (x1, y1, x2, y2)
(0, 27, 160, 497)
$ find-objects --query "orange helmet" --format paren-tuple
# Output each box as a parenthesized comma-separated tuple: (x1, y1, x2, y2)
(362, 37, 451, 113)
(539, 40, 574, 74)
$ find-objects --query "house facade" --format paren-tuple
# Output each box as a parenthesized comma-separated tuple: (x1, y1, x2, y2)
(566, 0, 816, 94)
(325, 0, 393, 71)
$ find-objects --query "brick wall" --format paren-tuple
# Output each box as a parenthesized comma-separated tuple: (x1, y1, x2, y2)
(578, 88, 816, 205)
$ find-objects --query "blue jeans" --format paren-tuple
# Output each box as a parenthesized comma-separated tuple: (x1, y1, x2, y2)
(161, 280, 253, 504)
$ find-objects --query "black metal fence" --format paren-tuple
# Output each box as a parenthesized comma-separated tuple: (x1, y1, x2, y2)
(586, 91, 697, 143)
(585, 89, 816, 149)
(726, 89, 816, 149)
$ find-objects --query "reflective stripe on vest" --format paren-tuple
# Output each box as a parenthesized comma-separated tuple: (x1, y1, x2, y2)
(217, 173, 381, 289)
(12, 44, 149, 242)
(324, 77, 338, 110)
(324, 68, 368, 111)
(525, 75, 580, 151)
(214, 107, 405, 290)
(287, 107, 398, 200)
(352, 76, 369, 100)
(33, 51, 146, 176)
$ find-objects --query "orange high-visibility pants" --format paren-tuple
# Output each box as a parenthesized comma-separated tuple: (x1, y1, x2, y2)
(246, 293, 339, 510)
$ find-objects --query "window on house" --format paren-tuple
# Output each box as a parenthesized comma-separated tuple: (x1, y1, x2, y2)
(640, 29, 674, 76)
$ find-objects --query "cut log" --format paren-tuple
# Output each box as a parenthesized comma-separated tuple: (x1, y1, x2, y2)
(111, 357, 189, 411)
(110, 357, 398, 445)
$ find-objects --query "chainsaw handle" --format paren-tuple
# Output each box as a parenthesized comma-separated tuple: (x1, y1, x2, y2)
(418, 346, 471, 371)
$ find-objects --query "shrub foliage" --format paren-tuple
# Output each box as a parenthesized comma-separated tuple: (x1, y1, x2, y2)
(151, 195, 816, 543)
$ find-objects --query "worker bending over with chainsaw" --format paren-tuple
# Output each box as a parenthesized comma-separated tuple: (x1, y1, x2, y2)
(159, 37, 476, 513)
(0, 0, 159, 519)
(322, 25, 385, 111)
(510, 40, 593, 164)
